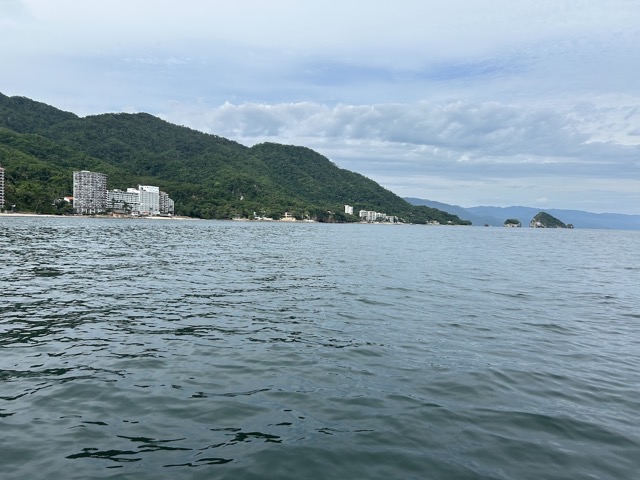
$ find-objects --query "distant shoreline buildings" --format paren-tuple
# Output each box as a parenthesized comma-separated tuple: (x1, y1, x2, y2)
(344, 204, 399, 223)
(0, 165, 5, 209)
(72, 170, 174, 216)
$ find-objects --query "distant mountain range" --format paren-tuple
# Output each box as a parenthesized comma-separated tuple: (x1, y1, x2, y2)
(404, 198, 640, 230)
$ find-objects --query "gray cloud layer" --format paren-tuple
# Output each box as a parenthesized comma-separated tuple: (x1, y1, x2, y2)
(163, 100, 637, 169)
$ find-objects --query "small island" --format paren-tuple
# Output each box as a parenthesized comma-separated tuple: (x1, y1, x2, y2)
(529, 211, 573, 228)
(503, 218, 521, 227)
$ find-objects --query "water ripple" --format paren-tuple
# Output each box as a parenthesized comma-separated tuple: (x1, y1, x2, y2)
(1, 218, 639, 479)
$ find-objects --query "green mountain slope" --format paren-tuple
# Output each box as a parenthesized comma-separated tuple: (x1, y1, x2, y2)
(0, 94, 77, 134)
(0, 92, 469, 224)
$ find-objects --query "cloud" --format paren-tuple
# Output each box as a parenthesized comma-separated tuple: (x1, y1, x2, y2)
(162, 99, 639, 164)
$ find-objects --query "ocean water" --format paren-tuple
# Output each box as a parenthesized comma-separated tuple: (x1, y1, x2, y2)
(1, 216, 639, 479)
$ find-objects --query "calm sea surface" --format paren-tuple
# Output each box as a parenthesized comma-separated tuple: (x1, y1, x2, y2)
(1, 217, 639, 479)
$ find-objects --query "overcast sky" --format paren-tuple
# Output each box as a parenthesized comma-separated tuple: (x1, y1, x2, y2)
(2, 0, 639, 214)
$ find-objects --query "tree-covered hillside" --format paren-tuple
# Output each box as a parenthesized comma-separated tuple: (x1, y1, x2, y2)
(0, 92, 470, 224)
(529, 212, 569, 228)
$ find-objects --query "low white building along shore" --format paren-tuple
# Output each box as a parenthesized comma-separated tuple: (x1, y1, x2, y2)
(359, 209, 399, 223)
(108, 185, 174, 216)
(107, 188, 140, 214)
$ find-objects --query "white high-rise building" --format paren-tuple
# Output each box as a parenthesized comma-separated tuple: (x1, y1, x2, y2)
(138, 185, 160, 215)
(73, 170, 108, 214)
(0, 166, 5, 209)
(159, 191, 175, 215)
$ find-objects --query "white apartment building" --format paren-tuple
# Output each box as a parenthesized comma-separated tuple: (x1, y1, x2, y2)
(107, 185, 173, 216)
(0, 166, 5, 209)
(344, 205, 354, 215)
(73, 170, 108, 214)
(108, 188, 141, 214)
(359, 210, 382, 222)
(359, 210, 398, 223)
(138, 185, 160, 216)
(159, 190, 175, 215)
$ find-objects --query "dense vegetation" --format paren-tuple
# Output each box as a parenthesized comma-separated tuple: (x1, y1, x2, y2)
(530, 212, 569, 228)
(0, 92, 470, 224)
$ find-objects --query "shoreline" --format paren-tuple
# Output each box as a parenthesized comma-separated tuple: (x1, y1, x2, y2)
(0, 212, 417, 225)
(0, 212, 63, 218)
(0, 212, 196, 220)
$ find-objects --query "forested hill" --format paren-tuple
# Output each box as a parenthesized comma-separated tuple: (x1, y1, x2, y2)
(0, 92, 469, 224)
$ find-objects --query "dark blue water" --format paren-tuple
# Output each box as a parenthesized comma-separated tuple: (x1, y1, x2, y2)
(1, 217, 639, 479)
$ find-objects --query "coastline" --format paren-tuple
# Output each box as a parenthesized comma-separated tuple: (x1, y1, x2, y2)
(0, 212, 196, 220)
(0, 212, 63, 218)
(0, 213, 414, 224)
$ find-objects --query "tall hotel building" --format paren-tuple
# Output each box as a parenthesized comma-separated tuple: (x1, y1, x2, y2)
(138, 185, 160, 216)
(159, 190, 175, 215)
(73, 170, 108, 214)
(0, 165, 5, 209)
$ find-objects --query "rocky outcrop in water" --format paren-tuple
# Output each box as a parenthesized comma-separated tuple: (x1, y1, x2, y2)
(503, 218, 521, 227)
(529, 211, 573, 228)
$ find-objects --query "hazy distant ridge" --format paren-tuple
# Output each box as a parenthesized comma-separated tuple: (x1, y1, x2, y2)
(405, 198, 640, 230)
